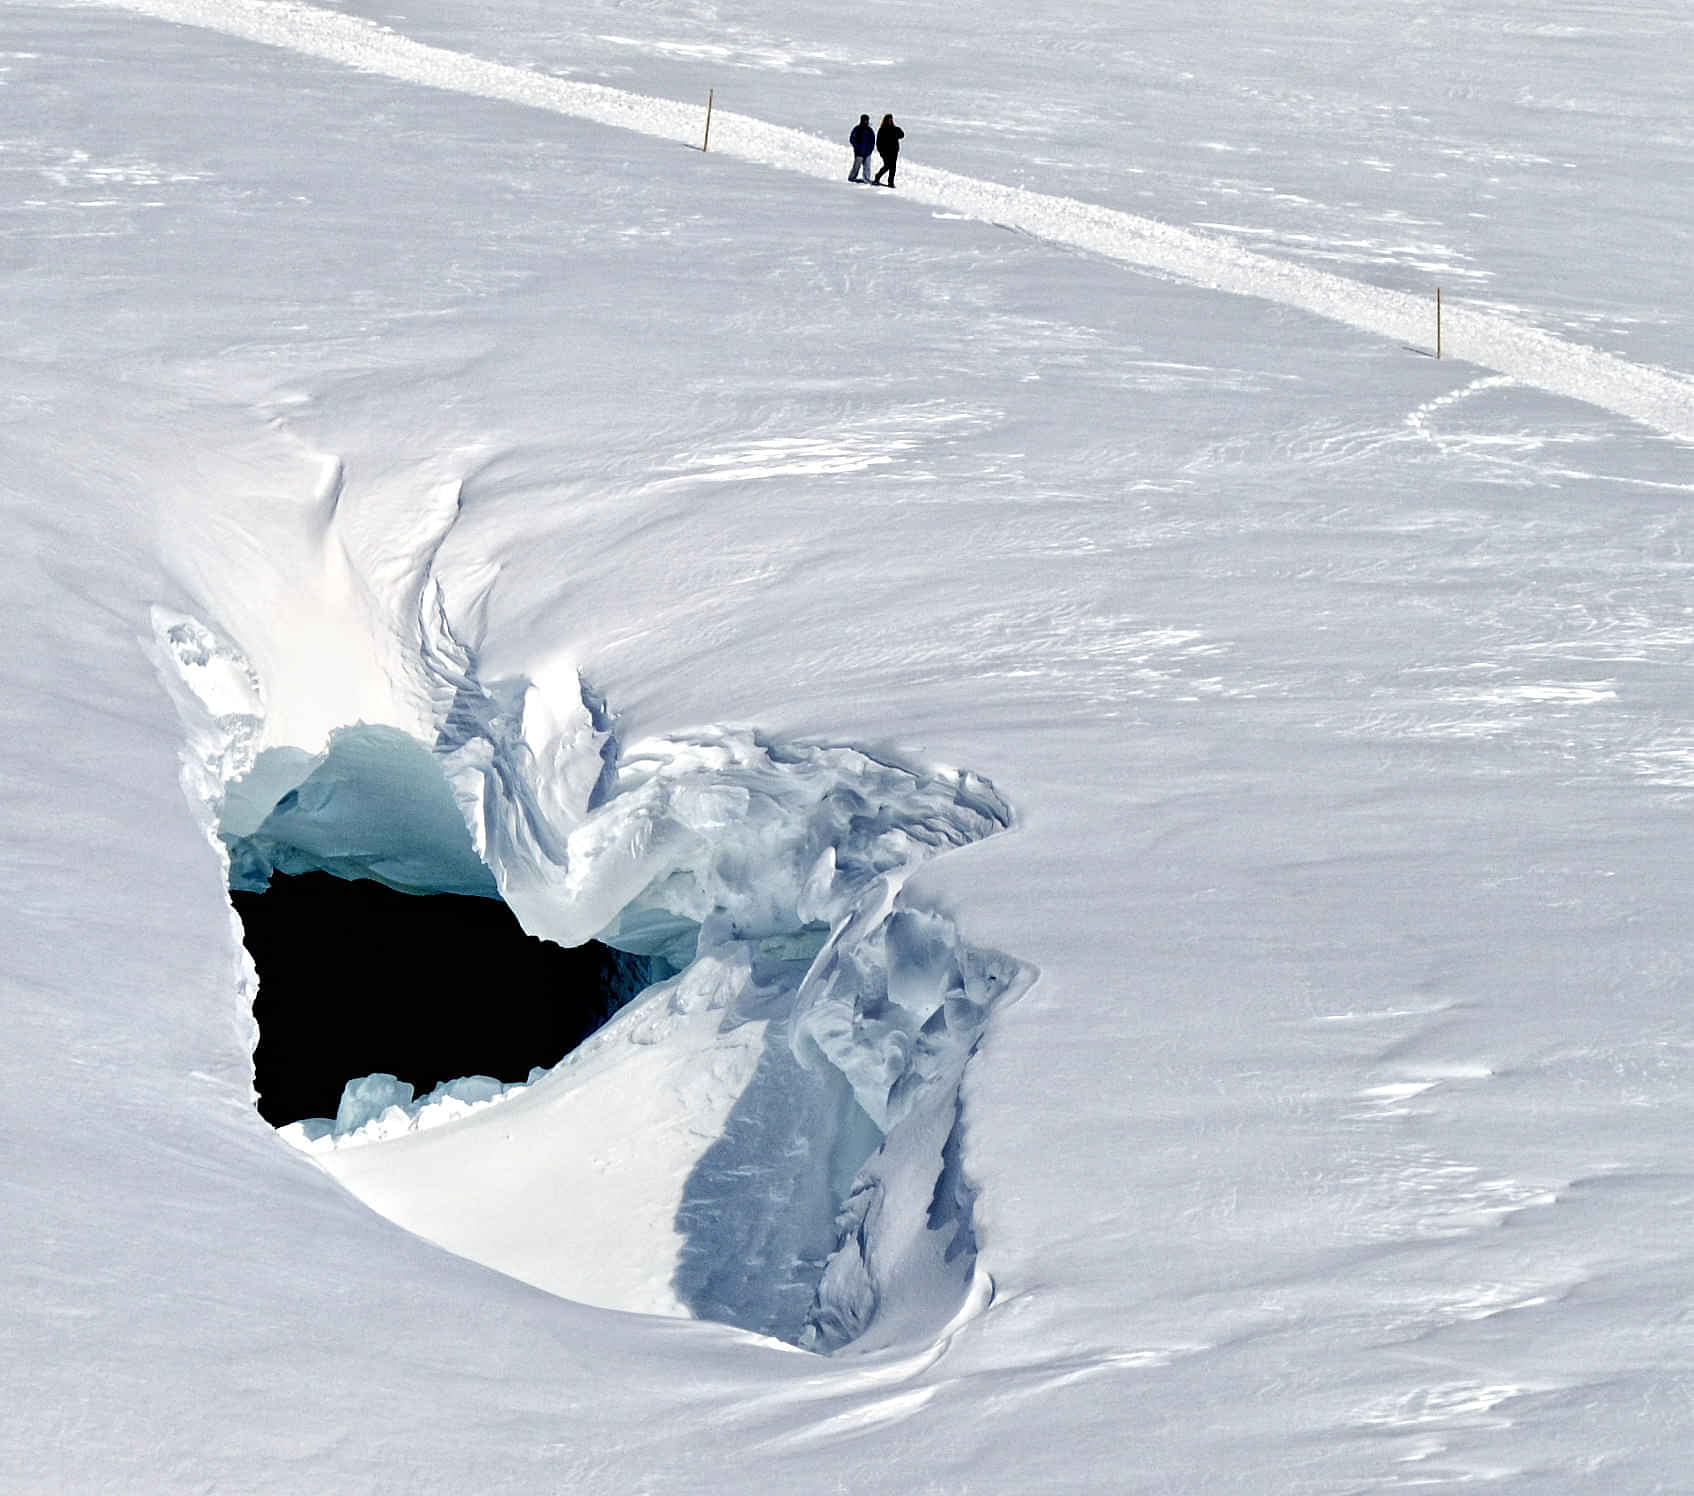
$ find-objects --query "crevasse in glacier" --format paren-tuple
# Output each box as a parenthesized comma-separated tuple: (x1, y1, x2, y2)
(154, 603, 1031, 1349)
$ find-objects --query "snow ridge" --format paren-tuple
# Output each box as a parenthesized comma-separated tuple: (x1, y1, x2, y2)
(113, 0, 1694, 443)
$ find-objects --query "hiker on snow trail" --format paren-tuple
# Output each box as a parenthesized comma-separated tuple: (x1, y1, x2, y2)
(872, 114, 904, 188)
(848, 114, 875, 182)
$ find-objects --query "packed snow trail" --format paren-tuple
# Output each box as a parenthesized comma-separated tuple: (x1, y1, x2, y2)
(109, 0, 1694, 444)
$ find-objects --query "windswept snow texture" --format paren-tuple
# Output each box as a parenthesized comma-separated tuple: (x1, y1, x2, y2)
(107, 0, 1694, 442)
(12, 0, 1694, 1489)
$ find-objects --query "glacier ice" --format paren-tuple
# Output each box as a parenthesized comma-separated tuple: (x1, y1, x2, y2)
(226, 725, 499, 897)
(334, 1072, 415, 1134)
(284, 1069, 548, 1149)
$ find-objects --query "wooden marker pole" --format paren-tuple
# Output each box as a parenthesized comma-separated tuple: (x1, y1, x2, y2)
(703, 89, 714, 152)
(1436, 287, 1443, 360)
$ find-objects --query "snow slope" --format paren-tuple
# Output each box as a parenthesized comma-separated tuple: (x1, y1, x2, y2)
(107, 0, 1694, 440)
(6, 0, 1694, 1489)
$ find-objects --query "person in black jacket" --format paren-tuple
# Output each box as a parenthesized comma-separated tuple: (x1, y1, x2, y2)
(848, 114, 876, 182)
(872, 114, 904, 188)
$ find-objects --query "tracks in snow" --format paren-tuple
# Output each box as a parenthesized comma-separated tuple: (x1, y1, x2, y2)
(112, 0, 1694, 444)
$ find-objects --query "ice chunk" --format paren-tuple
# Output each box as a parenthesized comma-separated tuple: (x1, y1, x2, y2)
(283, 1070, 546, 1154)
(334, 1074, 415, 1135)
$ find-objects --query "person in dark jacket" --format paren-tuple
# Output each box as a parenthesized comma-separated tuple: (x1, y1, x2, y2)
(848, 114, 876, 182)
(872, 114, 904, 188)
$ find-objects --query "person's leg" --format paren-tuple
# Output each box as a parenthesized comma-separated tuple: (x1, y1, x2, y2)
(849, 153, 861, 180)
(873, 158, 886, 184)
(886, 156, 897, 187)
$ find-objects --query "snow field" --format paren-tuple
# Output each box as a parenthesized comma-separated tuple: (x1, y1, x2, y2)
(111, 0, 1694, 442)
(10, 0, 1694, 1488)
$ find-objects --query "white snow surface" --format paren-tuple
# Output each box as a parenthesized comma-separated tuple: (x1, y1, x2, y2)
(103, 0, 1694, 443)
(8, 0, 1694, 1489)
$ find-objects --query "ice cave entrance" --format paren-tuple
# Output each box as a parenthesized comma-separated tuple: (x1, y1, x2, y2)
(204, 706, 1018, 1349)
(222, 725, 656, 1134)
(233, 871, 650, 1127)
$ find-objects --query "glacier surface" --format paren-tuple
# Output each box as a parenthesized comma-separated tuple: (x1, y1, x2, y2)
(8, 0, 1694, 1489)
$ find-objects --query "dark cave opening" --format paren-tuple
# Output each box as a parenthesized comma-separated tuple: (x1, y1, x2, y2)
(232, 870, 653, 1127)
